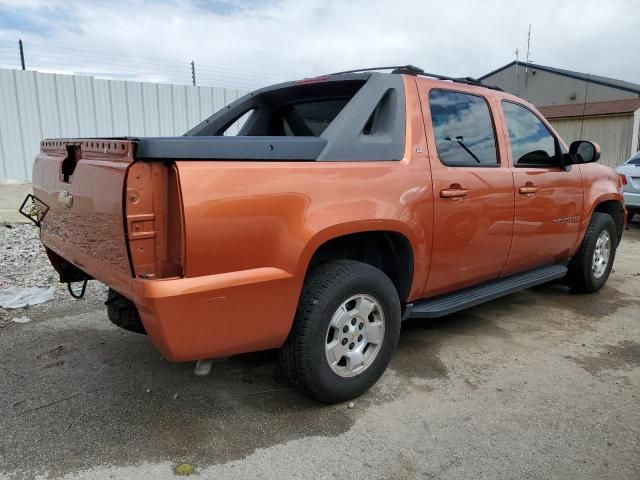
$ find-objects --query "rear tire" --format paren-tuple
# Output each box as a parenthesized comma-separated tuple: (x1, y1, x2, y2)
(627, 213, 635, 223)
(566, 212, 617, 293)
(106, 288, 146, 334)
(279, 260, 401, 404)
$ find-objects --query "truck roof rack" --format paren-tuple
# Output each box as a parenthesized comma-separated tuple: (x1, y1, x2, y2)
(329, 65, 503, 91)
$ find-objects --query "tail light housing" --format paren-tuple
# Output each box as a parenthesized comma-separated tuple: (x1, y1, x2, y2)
(619, 173, 628, 186)
(619, 173, 627, 195)
(124, 162, 184, 279)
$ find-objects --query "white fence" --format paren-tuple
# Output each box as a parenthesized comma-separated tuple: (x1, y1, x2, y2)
(0, 68, 248, 181)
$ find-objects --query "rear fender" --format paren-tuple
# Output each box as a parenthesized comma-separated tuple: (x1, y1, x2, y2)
(296, 219, 426, 301)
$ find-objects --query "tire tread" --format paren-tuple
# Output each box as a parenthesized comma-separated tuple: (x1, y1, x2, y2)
(279, 260, 399, 403)
(566, 212, 617, 293)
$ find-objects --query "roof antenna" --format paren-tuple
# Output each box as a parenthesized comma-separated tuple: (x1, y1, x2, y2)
(525, 24, 532, 87)
(579, 74, 591, 139)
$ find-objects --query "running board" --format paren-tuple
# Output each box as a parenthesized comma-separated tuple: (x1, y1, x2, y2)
(403, 263, 568, 320)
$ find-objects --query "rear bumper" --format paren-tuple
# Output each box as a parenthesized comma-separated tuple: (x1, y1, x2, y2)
(131, 267, 300, 361)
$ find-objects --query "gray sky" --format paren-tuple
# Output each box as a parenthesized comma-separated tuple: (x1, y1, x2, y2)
(0, 0, 638, 89)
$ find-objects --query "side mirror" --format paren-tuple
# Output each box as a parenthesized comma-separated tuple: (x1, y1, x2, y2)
(569, 140, 600, 164)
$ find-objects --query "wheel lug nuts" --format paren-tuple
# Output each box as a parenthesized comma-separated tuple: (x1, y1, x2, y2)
(343, 326, 349, 333)
(358, 323, 364, 330)
(349, 343, 355, 350)
(341, 338, 348, 345)
(357, 335, 363, 342)
(351, 318, 357, 326)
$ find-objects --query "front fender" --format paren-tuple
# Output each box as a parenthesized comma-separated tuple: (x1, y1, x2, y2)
(576, 164, 625, 248)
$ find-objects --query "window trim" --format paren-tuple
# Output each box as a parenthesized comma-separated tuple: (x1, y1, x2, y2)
(501, 100, 563, 169)
(428, 88, 502, 168)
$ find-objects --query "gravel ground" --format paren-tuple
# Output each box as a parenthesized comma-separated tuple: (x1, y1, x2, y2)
(0, 221, 639, 480)
(0, 223, 107, 326)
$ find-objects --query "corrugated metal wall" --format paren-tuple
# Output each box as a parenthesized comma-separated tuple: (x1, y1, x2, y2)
(481, 65, 639, 106)
(0, 68, 248, 181)
(550, 114, 635, 168)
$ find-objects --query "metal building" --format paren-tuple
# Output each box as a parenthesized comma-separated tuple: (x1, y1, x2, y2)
(537, 100, 640, 168)
(0, 68, 248, 182)
(480, 61, 640, 167)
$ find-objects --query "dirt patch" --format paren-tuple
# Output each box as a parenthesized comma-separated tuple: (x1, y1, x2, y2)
(37, 344, 67, 360)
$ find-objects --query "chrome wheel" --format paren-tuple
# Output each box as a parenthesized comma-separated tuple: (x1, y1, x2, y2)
(325, 294, 385, 378)
(592, 230, 611, 279)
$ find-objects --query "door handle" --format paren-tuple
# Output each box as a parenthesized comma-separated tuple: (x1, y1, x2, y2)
(519, 185, 539, 195)
(440, 188, 469, 198)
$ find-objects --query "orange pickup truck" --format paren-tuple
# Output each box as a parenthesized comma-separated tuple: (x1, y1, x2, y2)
(29, 66, 625, 403)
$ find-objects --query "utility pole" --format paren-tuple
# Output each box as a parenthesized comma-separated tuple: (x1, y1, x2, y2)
(525, 24, 531, 87)
(191, 60, 196, 86)
(514, 48, 519, 94)
(18, 39, 25, 70)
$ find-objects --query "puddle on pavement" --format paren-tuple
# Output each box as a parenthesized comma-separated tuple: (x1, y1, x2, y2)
(476, 282, 633, 339)
(391, 322, 448, 380)
(392, 309, 514, 380)
(529, 283, 632, 318)
(569, 340, 640, 377)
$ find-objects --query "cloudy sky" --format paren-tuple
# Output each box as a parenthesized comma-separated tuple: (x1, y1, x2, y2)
(0, 0, 638, 89)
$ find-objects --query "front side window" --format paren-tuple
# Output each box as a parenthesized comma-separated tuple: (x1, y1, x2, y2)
(429, 90, 499, 167)
(502, 101, 558, 167)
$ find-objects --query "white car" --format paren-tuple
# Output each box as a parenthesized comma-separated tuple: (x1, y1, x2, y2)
(617, 152, 640, 222)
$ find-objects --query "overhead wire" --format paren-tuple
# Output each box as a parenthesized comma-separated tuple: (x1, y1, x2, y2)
(0, 40, 288, 89)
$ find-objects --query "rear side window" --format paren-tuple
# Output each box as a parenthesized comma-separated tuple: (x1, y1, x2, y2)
(429, 90, 499, 167)
(194, 79, 365, 137)
(502, 101, 558, 167)
(282, 99, 350, 136)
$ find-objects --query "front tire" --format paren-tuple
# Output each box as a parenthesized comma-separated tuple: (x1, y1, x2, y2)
(280, 260, 401, 404)
(566, 212, 617, 293)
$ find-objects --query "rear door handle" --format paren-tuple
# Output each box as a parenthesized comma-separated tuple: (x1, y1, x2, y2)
(519, 185, 539, 195)
(440, 188, 469, 198)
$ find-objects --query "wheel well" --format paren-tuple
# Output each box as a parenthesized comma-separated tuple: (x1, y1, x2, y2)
(307, 231, 414, 302)
(593, 200, 625, 243)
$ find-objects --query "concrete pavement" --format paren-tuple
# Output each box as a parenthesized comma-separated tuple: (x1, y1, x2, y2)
(1, 224, 639, 479)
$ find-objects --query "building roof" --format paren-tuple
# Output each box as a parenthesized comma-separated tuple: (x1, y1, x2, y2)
(479, 61, 640, 95)
(537, 99, 640, 119)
